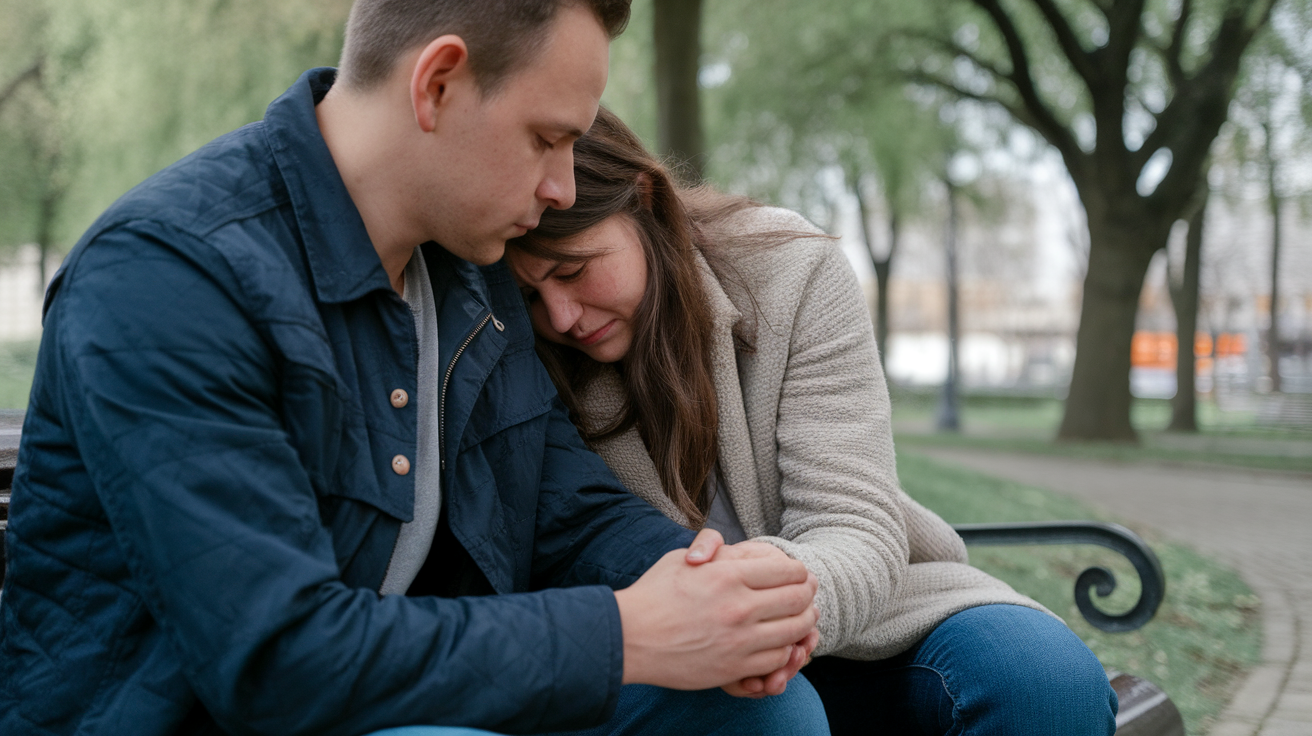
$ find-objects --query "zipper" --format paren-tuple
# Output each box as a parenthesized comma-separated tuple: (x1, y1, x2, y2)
(438, 312, 494, 470)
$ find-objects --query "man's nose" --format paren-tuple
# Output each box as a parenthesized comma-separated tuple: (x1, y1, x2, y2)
(538, 150, 577, 211)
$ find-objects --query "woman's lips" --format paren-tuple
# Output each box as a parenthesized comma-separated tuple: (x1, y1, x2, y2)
(576, 320, 616, 347)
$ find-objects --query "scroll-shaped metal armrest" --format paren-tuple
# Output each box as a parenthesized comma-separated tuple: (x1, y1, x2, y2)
(952, 521, 1165, 633)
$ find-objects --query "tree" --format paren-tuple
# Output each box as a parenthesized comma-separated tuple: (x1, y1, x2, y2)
(909, 0, 1278, 440)
(6, 0, 350, 253)
(701, 0, 954, 364)
(1167, 190, 1207, 431)
(1217, 1, 1312, 394)
(938, 174, 964, 431)
(0, 0, 69, 292)
(653, 0, 706, 182)
(0, 59, 41, 114)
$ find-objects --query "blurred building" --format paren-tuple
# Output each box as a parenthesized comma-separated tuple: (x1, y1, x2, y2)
(838, 160, 1312, 406)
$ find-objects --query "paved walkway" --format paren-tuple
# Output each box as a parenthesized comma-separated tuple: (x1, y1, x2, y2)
(908, 446, 1312, 736)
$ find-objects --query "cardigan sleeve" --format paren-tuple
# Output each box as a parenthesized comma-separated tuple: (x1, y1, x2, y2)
(744, 226, 915, 655)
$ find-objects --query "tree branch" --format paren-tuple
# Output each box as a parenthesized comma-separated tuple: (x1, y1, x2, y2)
(1100, 0, 1148, 81)
(967, 0, 1085, 165)
(1164, 0, 1194, 88)
(1143, 0, 1278, 209)
(1026, 0, 1099, 83)
(899, 29, 1012, 85)
(0, 59, 43, 115)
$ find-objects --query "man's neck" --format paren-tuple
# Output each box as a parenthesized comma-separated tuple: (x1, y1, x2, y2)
(315, 86, 419, 294)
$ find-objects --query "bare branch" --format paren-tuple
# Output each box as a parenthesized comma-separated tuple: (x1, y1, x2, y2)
(1164, 0, 1194, 88)
(1026, 0, 1099, 83)
(1142, 0, 1278, 207)
(0, 59, 43, 114)
(967, 0, 1085, 164)
(900, 29, 1012, 84)
(1100, 0, 1148, 81)
(904, 69, 1030, 120)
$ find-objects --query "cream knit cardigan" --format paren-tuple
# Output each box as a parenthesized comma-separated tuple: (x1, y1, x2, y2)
(577, 206, 1052, 660)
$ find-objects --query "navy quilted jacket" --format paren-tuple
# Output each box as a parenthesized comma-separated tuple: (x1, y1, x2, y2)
(0, 69, 693, 736)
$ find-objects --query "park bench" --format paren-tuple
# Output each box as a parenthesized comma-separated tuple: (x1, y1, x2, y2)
(0, 444, 1183, 734)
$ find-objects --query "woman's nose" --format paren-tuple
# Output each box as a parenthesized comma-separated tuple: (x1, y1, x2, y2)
(543, 291, 583, 335)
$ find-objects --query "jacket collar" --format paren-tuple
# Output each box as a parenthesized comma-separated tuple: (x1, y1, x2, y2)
(264, 68, 393, 305)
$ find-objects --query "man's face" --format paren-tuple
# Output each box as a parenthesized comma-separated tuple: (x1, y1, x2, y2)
(423, 5, 610, 265)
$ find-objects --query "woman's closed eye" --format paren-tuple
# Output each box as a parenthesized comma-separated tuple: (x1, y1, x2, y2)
(555, 263, 587, 282)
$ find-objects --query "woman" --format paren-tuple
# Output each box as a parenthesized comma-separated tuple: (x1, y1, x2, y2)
(505, 108, 1116, 735)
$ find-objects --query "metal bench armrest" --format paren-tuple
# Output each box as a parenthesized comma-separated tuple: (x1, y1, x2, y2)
(952, 520, 1165, 632)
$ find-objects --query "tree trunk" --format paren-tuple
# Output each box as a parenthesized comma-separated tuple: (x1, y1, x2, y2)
(1168, 196, 1206, 432)
(35, 187, 59, 297)
(855, 183, 898, 368)
(874, 214, 898, 369)
(1264, 122, 1282, 393)
(653, 0, 705, 183)
(1058, 218, 1162, 442)
(937, 180, 961, 432)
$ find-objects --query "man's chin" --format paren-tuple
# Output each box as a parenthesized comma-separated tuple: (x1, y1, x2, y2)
(441, 240, 508, 266)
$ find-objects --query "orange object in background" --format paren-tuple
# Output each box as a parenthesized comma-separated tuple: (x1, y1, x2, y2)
(1215, 333, 1246, 357)
(1132, 332, 1176, 369)
(1131, 331, 1246, 369)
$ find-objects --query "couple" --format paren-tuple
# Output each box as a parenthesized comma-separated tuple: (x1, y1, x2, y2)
(0, 1, 1114, 735)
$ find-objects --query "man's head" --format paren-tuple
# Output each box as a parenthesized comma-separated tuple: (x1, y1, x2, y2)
(339, 0, 630, 95)
(326, 0, 626, 267)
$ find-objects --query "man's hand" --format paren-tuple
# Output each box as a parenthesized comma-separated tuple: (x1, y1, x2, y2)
(684, 534, 821, 697)
(614, 530, 819, 692)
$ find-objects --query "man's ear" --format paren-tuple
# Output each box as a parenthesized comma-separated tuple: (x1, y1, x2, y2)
(410, 34, 470, 133)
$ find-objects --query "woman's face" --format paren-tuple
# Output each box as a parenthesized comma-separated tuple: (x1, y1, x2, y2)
(506, 214, 649, 363)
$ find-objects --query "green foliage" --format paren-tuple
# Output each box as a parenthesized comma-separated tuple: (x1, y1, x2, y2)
(697, 0, 958, 222)
(604, 0, 660, 148)
(0, 0, 350, 255)
(898, 451, 1261, 736)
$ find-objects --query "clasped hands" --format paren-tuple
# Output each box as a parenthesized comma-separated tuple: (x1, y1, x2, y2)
(614, 528, 820, 699)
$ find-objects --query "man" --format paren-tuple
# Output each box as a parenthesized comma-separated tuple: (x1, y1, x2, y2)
(0, 1, 826, 735)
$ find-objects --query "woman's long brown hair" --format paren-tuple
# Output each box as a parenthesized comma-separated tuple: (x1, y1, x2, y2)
(509, 107, 784, 527)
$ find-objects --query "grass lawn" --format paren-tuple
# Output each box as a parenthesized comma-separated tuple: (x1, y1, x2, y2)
(0, 339, 39, 411)
(890, 389, 1312, 474)
(897, 451, 1261, 736)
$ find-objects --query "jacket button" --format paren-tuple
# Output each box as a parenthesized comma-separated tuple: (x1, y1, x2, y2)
(390, 389, 409, 408)
(392, 455, 411, 476)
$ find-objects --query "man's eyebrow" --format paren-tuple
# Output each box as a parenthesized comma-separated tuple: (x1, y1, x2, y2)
(543, 121, 586, 139)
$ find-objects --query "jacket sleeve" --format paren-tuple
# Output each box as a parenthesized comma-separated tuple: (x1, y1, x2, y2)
(529, 399, 697, 591)
(745, 222, 922, 655)
(49, 226, 634, 736)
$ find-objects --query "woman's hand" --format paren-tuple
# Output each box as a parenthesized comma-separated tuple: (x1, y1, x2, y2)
(614, 529, 819, 691)
(684, 531, 822, 698)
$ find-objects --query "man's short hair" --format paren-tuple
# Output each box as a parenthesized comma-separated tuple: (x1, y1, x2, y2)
(338, 0, 631, 93)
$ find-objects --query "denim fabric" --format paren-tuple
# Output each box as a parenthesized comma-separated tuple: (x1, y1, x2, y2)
(370, 677, 831, 736)
(802, 604, 1117, 735)
(369, 730, 501, 736)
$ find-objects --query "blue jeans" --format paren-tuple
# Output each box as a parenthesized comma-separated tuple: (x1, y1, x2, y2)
(800, 604, 1117, 735)
(367, 673, 830, 736)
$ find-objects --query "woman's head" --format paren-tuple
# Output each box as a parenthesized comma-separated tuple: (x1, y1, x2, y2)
(506, 106, 721, 526)
(506, 106, 700, 364)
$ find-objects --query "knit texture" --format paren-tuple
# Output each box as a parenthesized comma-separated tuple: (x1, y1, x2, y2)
(580, 207, 1052, 660)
